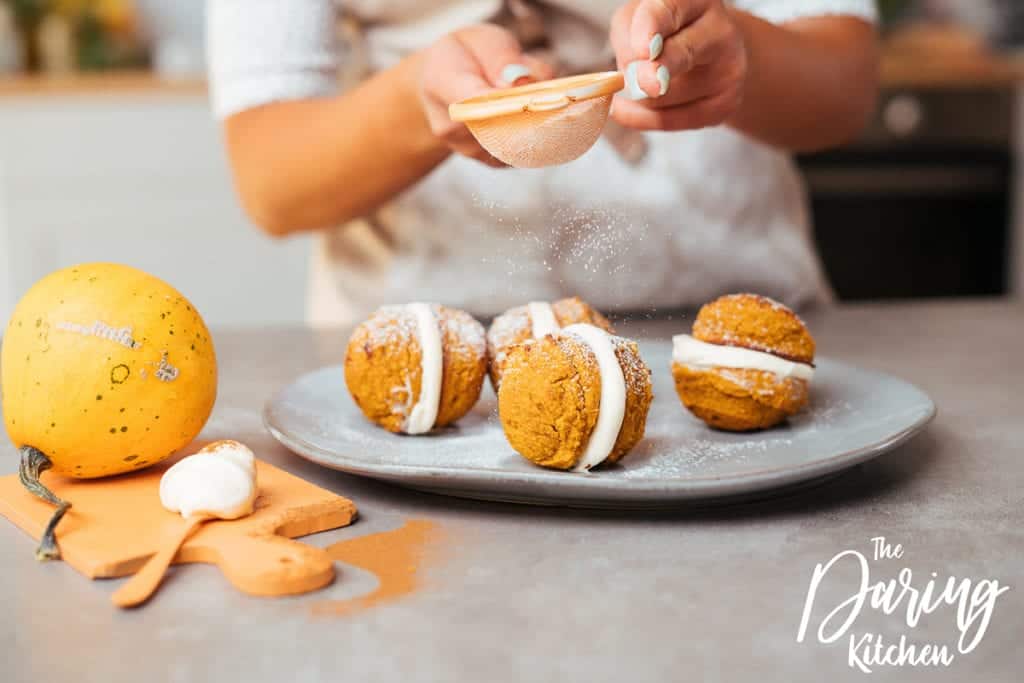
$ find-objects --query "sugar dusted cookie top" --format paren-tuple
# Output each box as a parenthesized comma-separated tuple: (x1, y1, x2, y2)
(692, 293, 815, 364)
(345, 304, 486, 434)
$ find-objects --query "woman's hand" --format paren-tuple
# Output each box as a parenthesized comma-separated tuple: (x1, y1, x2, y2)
(610, 0, 748, 131)
(418, 24, 554, 166)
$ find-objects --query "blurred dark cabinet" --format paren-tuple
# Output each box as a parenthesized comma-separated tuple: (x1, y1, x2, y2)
(798, 88, 1013, 300)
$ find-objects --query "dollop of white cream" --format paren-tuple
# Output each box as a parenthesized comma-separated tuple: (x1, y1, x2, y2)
(159, 440, 257, 520)
(672, 334, 814, 381)
(527, 301, 559, 339)
(561, 324, 627, 473)
(403, 302, 443, 435)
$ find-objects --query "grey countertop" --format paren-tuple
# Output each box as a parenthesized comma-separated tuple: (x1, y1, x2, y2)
(2, 299, 1022, 683)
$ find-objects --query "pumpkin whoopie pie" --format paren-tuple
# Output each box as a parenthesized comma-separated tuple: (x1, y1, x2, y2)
(498, 323, 653, 471)
(344, 303, 487, 434)
(671, 293, 816, 432)
(486, 296, 612, 391)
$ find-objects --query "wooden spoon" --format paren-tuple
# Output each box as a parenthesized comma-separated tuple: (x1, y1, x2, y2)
(111, 514, 211, 608)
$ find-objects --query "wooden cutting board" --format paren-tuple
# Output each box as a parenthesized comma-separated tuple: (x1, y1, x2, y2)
(0, 458, 357, 597)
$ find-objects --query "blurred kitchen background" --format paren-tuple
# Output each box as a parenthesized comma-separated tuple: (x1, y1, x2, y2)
(0, 0, 1023, 326)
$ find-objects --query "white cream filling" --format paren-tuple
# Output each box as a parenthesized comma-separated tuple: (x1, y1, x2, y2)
(672, 334, 814, 381)
(404, 302, 443, 435)
(561, 324, 627, 472)
(527, 301, 560, 339)
(159, 440, 257, 520)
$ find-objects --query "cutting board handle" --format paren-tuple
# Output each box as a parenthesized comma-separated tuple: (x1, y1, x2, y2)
(192, 533, 336, 596)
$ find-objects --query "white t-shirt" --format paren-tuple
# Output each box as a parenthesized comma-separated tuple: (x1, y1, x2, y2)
(208, 0, 878, 326)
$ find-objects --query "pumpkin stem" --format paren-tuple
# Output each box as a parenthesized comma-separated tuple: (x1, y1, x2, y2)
(18, 445, 71, 561)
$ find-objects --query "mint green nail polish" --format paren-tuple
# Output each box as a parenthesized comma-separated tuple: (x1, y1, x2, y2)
(656, 65, 670, 96)
(624, 61, 647, 101)
(500, 64, 532, 86)
(649, 34, 664, 61)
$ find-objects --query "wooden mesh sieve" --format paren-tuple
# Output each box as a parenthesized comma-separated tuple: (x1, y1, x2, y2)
(449, 71, 625, 168)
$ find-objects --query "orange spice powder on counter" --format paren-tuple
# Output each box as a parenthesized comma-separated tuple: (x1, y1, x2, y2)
(312, 519, 442, 616)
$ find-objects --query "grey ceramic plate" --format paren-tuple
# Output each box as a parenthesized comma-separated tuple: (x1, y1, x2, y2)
(264, 341, 935, 509)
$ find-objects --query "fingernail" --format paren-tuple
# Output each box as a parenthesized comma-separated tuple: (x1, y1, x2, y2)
(649, 34, 664, 61)
(624, 61, 647, 101)
(500, 64, 532, 86)
(656, 65, 670, 96)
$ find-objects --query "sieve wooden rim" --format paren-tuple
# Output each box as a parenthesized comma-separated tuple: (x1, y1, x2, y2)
(449, 71, 624, 123)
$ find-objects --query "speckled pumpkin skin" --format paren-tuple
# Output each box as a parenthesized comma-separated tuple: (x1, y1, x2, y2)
(1, 263, 218, 478)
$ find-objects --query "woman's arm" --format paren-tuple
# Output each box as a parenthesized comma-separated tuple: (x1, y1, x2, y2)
(223, 54, 448, 237)
(216, 13, 551, 237)
(729, 12, 878, 151)
(610, 1, 879, 152)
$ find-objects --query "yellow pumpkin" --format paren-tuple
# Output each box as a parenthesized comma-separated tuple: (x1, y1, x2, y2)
(2, 263, 217, 558)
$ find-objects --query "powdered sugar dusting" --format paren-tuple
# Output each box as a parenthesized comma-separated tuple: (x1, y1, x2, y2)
(363, 304, 486, 358)
(354, 306, 422, 424)
(474, 200, 656, 310)
(509, 329, 652, 400)
(362, 305, 419, 348)
(487, 304, 532, 355)
(711, 293, 809, 329)
(610, 334, 652, 398)
(351, 304, 487, 428)
(443, 306, 486, 358)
